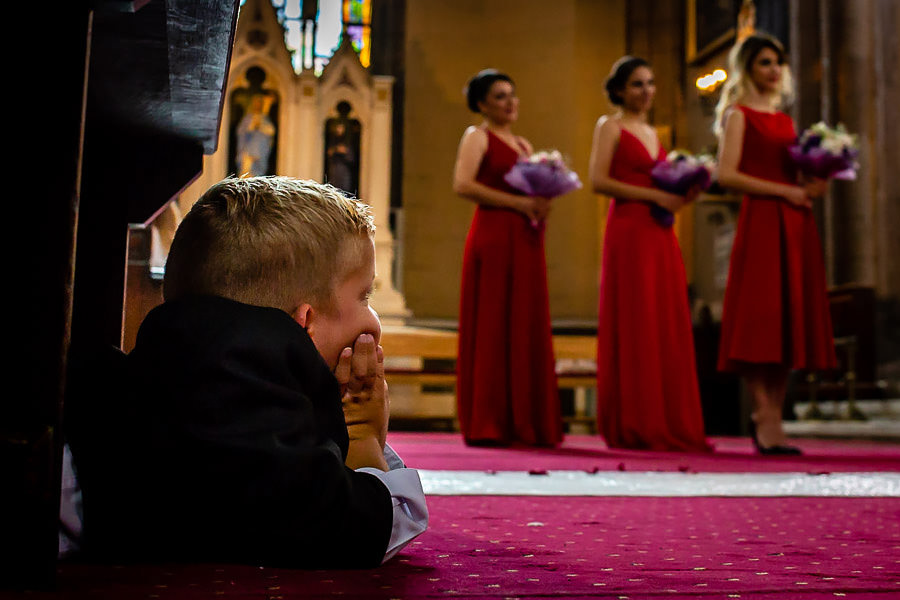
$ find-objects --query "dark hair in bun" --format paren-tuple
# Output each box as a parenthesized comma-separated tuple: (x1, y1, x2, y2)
(464, 69, 514, 113)
(604, 56, 650, 106)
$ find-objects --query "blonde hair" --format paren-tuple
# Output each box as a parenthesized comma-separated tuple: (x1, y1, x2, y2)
(714, 32, 794, 137)
(163, 176, 375, 313)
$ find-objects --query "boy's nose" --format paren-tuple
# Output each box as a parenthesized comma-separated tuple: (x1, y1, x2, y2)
(367, 306, 382, 345)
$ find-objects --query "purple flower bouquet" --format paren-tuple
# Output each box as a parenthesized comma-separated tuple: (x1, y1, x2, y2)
(504, 150, 582, 198)
(649, 150, 716, 227)
(788, 121, 859, 181)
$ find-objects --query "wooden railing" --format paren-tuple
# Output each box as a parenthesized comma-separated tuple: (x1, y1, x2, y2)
(380, 325, 597, 429)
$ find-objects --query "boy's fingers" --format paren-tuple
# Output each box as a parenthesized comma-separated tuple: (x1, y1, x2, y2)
(350, 334, 377, 391)
(375, 345, 385, 377)
(351, 334, 373, 371)
(334, 347, 352, 387)
(374, 346, 386, 402)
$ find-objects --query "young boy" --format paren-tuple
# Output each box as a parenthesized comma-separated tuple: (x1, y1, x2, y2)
(65, 177, 427, 568)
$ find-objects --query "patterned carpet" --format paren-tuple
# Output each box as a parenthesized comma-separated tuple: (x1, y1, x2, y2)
(40, 433, 900, 599)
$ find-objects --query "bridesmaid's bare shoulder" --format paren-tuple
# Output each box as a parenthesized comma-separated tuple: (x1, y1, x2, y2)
(458, 125, 489, 154)
(461, 125, 489, 142)
(594, 114, 623, 146)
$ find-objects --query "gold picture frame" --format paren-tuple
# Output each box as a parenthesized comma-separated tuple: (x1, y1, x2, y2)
(686, 0, 739, 64)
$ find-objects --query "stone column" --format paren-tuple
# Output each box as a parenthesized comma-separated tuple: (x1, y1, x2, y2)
(296, 70, 321, 180)
(806, 0, 900, 383)
(870, 0, 900, 301)
(870, 0, 900, 381)
(827, 0, 877, 287)
(369, 75, 410, 323)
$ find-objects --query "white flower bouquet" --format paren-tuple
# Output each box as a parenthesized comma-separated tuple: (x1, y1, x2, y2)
(788, 121, 859, 181)
(649, 150, 716, 226)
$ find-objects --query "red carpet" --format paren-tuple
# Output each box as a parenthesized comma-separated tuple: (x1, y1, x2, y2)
(39, 434, 900, 598)
(50, 496, 900, 598)
(387, 432, 900, 473)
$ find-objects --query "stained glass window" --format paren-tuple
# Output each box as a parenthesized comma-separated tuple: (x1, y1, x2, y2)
(342, 0, 372, 69)
(266, 0, 371, 76)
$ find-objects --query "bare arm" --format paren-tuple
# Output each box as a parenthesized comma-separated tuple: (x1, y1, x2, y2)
(717, 108, 812, 208)
(588, 116, 685, 212)
(452, 126, 539, 221)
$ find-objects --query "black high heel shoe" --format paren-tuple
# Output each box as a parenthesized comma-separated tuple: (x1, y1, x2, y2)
(749, 420, 803, 456)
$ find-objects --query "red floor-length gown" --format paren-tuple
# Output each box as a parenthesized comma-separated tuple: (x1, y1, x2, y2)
(718, 105, 837, 372)
(596, 127, 710, 451)
(456, 129, 562, 446)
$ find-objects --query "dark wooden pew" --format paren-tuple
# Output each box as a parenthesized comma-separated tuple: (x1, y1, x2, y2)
(3, 1, 238, 589)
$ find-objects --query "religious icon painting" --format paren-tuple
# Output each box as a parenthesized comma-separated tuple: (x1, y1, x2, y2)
(229, 66, 280, 177)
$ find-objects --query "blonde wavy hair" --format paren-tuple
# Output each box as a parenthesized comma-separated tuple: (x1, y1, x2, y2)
(164, 176, 375, 313)
(714, 32, 794, 137)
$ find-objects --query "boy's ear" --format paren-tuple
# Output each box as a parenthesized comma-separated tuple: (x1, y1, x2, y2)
(291, 303, 315, 334)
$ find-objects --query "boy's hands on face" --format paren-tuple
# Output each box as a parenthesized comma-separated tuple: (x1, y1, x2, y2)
(334, 333, 390, 471)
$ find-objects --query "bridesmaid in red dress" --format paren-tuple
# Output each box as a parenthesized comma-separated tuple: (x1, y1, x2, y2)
(589, 56, 710, 452)
(715, 34, 836, 455)
(452, 69, 561, 447)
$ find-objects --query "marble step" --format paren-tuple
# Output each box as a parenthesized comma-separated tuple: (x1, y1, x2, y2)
(786, 399, 900, 440)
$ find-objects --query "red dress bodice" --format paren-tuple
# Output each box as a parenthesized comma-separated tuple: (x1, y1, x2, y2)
(476, 130, 525, 193)
(609, 127, 665, 190)
(737, 106, 797, 187)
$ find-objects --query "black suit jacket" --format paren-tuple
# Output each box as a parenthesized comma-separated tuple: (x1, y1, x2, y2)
(66, 295, 392, 568)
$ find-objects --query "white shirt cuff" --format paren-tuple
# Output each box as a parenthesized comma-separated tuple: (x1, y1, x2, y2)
(383, 442, 406, 470)
(357, 467, 429, 563)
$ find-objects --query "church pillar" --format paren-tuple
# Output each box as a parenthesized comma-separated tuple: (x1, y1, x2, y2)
(869, 1, 900, 301)
(797, 0, 900, 385)
(869, 0, 900, 381)
(369, 76, 410, 323)
(826, 0, 877, 287)
(297, 71, 321, 180)
(789, 0, 828, 276)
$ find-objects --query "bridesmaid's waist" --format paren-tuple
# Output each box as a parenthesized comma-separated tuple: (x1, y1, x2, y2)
(738, 168, 795, 186)
(743, 194, 814, 214)
(475, 177, 521, 196)
(475, 204, 521, 218)
(610, 198, 652, 214)
(473, 204, 526, 227)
